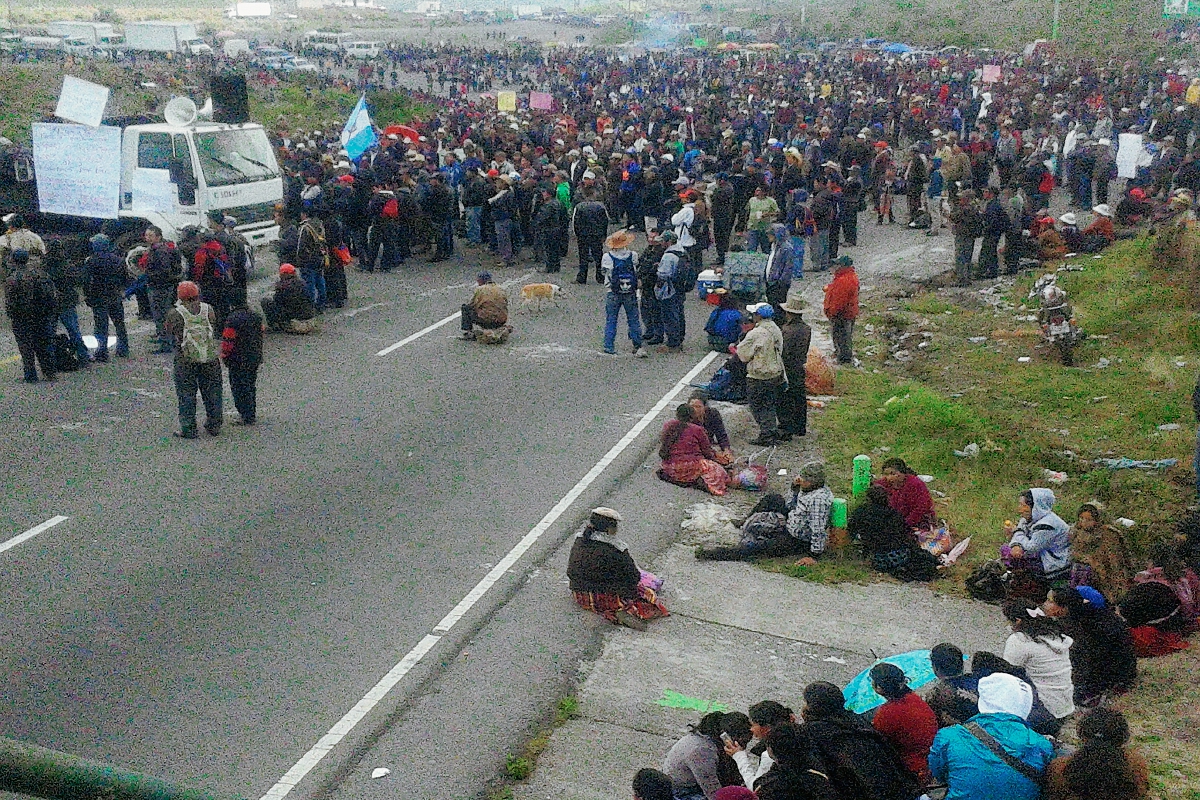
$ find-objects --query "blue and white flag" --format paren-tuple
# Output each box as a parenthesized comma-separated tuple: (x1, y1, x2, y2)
(340, 95, 377, 161)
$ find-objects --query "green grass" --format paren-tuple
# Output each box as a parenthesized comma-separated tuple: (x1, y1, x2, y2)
(250, 86, 431, 132)
(806, 237, 1195, 590)
(488, 695, 580, 799)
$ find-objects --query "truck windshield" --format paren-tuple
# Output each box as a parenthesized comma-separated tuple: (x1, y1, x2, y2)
(194, 128, 280, 187)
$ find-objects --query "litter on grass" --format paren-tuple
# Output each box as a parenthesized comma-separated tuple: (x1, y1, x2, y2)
(954, 443, 980, 458)
(1095, 457, 1178, 470)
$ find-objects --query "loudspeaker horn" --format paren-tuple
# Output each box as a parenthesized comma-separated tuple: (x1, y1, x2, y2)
(164, 96, 198, 127)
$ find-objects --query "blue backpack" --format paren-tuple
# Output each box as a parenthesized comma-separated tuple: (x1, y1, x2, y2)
(610, 253, 637, 294)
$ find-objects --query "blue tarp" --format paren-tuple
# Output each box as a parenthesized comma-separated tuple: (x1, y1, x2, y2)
(843, 649, 936, 713)
(882, 42, 914, 54)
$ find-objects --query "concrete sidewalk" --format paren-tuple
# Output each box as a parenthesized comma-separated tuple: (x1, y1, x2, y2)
(513, 402, 1008, 800)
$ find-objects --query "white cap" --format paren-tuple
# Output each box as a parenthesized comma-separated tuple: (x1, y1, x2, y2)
(672, 176, 690, 186)
(977, 673, 1034, 720)
(591, 506, 623, 521)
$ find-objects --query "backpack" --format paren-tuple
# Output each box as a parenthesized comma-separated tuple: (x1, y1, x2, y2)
(194, 242, 233, 285)
(178, 302, 218, 363)
(965, 559, 1010, 603)
(381, 196, 400, 219)
(802, 206, 817, 237)
(54, 333, 80, 372)
(609, 253, 637, 294)
(296, 221, 329, 270)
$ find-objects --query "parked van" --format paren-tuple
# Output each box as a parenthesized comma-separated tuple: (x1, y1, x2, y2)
(343, 40, 381, 58)
(302, 31, 352, 52)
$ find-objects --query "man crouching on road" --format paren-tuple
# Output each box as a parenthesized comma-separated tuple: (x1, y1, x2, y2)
(461, 271, 509, 340)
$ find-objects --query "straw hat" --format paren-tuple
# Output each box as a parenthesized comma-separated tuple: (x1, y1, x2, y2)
(1059, 212, 1078, 226)
(780, 289, 808, 315)
(1092, 204, 1112, 218)
(605, 229, 637, 249)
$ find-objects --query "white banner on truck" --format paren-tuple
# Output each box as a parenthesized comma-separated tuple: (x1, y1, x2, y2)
(32, 123, 122, 219)
(132, 169, 176, 214)
(54, 75, 110, 127)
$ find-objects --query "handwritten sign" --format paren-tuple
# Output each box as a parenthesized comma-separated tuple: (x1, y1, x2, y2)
(132, 169, 177, 214)
(32, 123, 121, 219)
(1116, 133, 1142, 180)
(529, 91, 553, 111)
(497, 91, 517, 112)
(55, 75, 110, 127)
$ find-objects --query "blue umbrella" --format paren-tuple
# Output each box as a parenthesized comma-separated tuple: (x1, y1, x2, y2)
(842, 649, 936, 713)
(882, 42, 914, 54)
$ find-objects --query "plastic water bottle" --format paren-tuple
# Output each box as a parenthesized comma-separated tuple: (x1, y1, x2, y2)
(831, 497, 848, 528)
(852, 454, 872, 497)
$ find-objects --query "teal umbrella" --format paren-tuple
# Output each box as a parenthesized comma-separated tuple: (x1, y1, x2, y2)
(843, 649, 936, 713)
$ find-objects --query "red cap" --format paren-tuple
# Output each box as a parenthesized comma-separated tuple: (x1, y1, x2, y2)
(875, 141, 889, 149)
(177, 280, 200, 300)
(279, 263, 297, 275)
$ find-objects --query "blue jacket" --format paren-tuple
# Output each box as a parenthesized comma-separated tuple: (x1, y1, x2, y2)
(705, 307, 743, 345)
(928, 713, 1053, 800)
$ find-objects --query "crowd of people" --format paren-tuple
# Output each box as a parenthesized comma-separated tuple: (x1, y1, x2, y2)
(568, 495, 1200, 800)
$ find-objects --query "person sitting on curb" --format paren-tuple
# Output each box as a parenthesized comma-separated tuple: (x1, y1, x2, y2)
(632, 768, 674, 800)
(461, 270, 510, 340)
(566, 507, 667, 632)
(662, 711, 726, 800)
(689, 391, 734, 466)
(848, 486, 937, 581)
(928, 673, 1054, 800)
(658, 404, 729, 496)
(261, 264, 318, 334)
(926, 643, 980, 728)
(869, 663, 939, 788)
(723, 700, 795, 791)
(753, 723, 836, 800)
(1045, 709, 1149, 800)
(789, 462, 834, 567)
(801, 681, 920, 800)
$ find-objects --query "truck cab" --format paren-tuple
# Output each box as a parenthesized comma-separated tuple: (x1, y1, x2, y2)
(120, 122, 282, 245)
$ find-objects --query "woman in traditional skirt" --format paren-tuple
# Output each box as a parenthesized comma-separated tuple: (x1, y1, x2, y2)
(567, 507, 668, 631)
(657, 404, 730, 495)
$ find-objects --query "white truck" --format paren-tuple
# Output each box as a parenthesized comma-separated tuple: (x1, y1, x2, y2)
(7, 98, 282, 246)
(124, 22, 213, 56)
(45, 21, 115, 45)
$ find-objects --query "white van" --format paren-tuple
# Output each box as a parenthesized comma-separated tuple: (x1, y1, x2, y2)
(302, 31, 352, 52)
(343, 40, 381, 59)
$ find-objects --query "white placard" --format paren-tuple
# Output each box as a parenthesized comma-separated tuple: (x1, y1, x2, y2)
(54, 75, 110, 127)
(132, 169, 176, 214)
(32, 123, 121, 219)
(1116, 133, 1143, 180)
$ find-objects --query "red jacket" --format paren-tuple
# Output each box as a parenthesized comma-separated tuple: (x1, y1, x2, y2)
(823, 266, 860, 320)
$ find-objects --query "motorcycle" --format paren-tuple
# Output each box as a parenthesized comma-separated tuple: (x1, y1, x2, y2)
(1030, 274, 1081, 366)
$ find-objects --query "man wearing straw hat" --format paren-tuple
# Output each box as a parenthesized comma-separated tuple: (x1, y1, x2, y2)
(601, 230, 648, 357)
(779, 289, 812, 439)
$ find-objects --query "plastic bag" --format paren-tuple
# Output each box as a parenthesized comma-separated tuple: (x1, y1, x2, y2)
(732, 464, 769, 491)
(917, 522, 953, 556)
(805, 348, 836, 395)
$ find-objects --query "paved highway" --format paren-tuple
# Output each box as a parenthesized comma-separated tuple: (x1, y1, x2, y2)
(0, 255, 718, 799)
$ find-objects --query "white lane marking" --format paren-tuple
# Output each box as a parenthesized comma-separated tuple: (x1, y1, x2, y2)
(375, 313, 461, 356)
(375, 272, 534, 357)
(0, 516, 70, 555)
(432, 349, 721, 633)
(259, 350, 720, 800)
(260, 634, 441, 800)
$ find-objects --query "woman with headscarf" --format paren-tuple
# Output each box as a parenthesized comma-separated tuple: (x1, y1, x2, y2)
(567, 507, 668, 631)
(658, 403, 729, 496)
(1003, 488, 1072, 597)
(1043, 586, 1137, 707)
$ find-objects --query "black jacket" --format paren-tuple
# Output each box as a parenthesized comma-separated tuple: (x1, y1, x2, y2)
(84, 251, 127, 306)
(754, 765, 837, 800)
(847, 502, 913, 557)
(566, 534, 639, 598)
(5, 266, 58, 323)
(272, 275, 315, 322)
(803, 715, 919, 800)
(573, 200, 610, 240)
(221, 307, 264, 370)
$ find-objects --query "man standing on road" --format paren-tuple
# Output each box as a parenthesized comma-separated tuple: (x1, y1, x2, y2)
(5, 249, 58, 383)
(809, 177, 835, 273)
(164, 280, 222, 439)
(979, 186, 1007, 280)
(710, 173, 736, 266)
(221, 299, 264, 426)
(949, 190, 983, 287)
(778, 290, 812, 439)
(83, 234, 129, 362)
(733, 303, 785, 446)
(533, 186, 568, 274)
(141, 225, 182, 354)
(823, 255, 859, 366)
(0, 214, 47, 283)
(601, 230, 647, 357)
(573, 188, 610, 285)
(654, 231, 687, 352)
